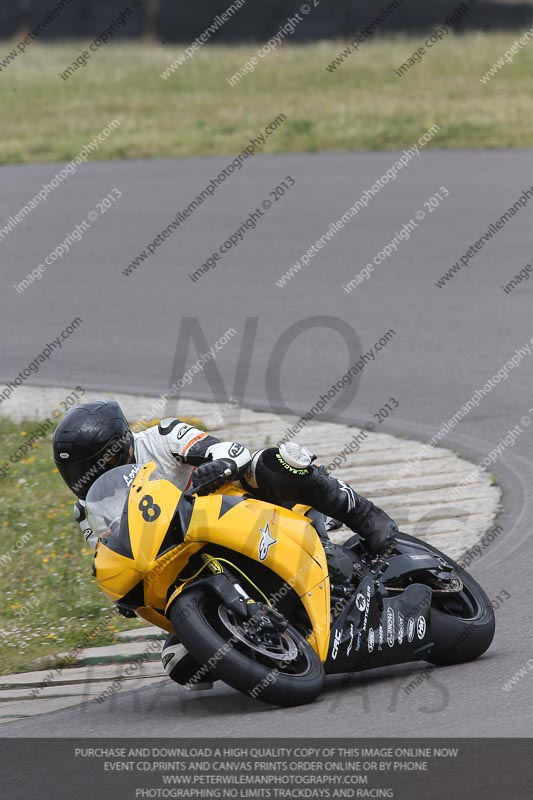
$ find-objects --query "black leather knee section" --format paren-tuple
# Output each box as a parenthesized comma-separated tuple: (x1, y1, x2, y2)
(254, 448, 347, 516)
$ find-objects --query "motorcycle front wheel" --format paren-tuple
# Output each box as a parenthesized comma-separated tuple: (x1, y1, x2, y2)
(170, 587, 325, 707)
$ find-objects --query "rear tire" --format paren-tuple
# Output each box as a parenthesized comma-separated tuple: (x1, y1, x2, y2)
(427, 577, 495, 666)
(395, 532, 495, 666)
(170, 587, 325, 707)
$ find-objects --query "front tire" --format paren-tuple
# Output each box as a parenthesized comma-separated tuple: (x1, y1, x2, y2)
(170, 587, 325, 707)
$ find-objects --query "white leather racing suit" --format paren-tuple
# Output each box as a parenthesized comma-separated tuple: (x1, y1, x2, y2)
(75, 419, 251, 545)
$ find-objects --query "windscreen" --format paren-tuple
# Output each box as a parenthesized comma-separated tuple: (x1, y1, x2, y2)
(85, 464, 141, 541)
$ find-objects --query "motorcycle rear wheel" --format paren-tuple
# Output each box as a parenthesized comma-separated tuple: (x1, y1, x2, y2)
(170, 587, 325, 707)
(395, 532, 495, 666)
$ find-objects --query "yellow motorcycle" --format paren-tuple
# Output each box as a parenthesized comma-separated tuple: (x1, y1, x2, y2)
(87, 462, 495, 707)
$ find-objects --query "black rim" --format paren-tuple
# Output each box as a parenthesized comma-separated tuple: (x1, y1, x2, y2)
(393, 533, 487, 622)
(431, 581, 483, 621)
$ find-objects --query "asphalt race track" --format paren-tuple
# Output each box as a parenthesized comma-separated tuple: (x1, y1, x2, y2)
(1, 149, 532, 736)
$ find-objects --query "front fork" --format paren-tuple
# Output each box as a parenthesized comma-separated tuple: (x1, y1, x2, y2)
(165, 553, 287, 633)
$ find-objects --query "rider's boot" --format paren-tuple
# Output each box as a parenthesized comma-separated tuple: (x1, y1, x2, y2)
(162, 634, 217, 691)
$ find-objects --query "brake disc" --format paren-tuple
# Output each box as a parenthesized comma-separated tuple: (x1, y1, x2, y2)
(218, 606, 299, 662)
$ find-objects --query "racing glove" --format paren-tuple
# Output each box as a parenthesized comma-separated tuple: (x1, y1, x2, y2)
(191, 458, 239, 495)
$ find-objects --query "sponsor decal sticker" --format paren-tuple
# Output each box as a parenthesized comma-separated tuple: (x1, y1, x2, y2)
(368, 627, 375, 653)
(387, 607, 395, 648)
(332, 629, 342, 660)
(346, 623, 355, 657)
(417, 615, 427, 640)
(378, 624, 384, 651)
(398, 612, 405, 645)
(229, 442, 245, 458)
(407, 617, 415, 643)
(362, 585, 371, 631)
(122, 464, 140, 487)
(258, 522, 277, 561)
(356, 592, 366, 612)
(176, 424, 194, 439)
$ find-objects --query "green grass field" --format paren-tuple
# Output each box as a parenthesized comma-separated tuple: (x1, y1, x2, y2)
(0, 416, 146, 675)
(0, 412, 207, 676)
(0, 413, 196, 675)
(0, 35, 532, 165)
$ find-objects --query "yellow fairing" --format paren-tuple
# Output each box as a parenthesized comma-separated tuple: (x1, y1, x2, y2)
(95, 463, 331, 658)
(95, 463, 200, 632)
(183, 492, 331, 659)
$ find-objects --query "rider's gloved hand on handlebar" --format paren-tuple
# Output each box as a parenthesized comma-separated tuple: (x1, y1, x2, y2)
(347, 498, 398, 555)
(364, 521, 397, 555)
(191, 458, 238, 495)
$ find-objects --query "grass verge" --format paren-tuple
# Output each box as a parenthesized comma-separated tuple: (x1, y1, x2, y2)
(0, 35, 532, 165)
(0, 416, 141, 675)
(0, 413, 201, 676)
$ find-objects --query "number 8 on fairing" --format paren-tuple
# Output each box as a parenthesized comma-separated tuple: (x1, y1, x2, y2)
(139, 495, 161, 522)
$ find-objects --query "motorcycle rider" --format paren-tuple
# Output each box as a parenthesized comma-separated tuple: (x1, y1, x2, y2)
(53, 399, 399, 689)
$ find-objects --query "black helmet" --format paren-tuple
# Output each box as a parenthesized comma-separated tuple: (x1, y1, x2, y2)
(53, 400, 134, 499)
